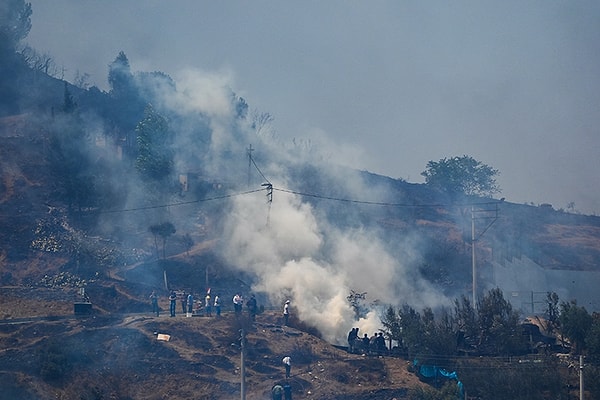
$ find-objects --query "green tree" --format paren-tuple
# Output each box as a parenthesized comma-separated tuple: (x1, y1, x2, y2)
(149, 222, 176, 259)
(135, 104, 173, 183)
(427, 308, 457, 357)
(454, 294, 478, 348)
(421, 155, 500, 198)
(477, 288, 525, 355)
(108, 51, 133, 98)
(0, 0, 32, 54)
(559, 300, 592, 354)
(586, 313, 600, 363)
(107, 51, 145, 132)
(380, 305, 402, 349)
(397, 304, 424, 358)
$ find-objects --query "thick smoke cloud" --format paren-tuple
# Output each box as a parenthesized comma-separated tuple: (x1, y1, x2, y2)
(145, 68, 450, 343)
(220, 190, 447, 343)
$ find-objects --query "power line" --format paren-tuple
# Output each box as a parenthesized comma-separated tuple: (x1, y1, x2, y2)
(85, 188, 265, 215)
(0, 186, 502, 218)
(273, 186, 500, 209)
(248, 148, 270, 185)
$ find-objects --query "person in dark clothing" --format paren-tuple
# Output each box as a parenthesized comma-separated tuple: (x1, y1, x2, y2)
(247, 294, 257, 321)
(181, 291, 187, 314)
(347, 327, 358, 353)
(362, 333, 370, 354)
(150, 290, 159, 317)
(376, 332, 387, 355)
(187, 292, 194, 315)
(283, 383, 292, 400)
(169, 291, 177, 317)
(271, 384, 284, 400)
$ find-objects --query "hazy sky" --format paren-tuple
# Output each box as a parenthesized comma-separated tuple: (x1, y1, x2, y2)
(26, 1, 600, 214)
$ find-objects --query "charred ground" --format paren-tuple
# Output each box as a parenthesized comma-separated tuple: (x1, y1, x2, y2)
(0, 296, 426, 400)
(2, 68, 600, 399)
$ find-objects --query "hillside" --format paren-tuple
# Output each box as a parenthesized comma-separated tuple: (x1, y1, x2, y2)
(1, 107, 598, 399)
(0, 294, 427, 400)
(2, 42, 600, 399)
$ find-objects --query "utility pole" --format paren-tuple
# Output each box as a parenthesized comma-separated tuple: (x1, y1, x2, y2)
(240, 328, 246, 400)
(471, 203, 500, 309)
(471, 207, 476, 309)
(247, 144, 254, 188)
(205, 264, 209, 291)
(580, 355, 584, 400)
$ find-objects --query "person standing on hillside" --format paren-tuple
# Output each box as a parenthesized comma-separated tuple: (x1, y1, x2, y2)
(247, 294, 257, 321)
(187, 292, 194, 316)
(149, 290, 159, 317)
(362, 333, 370, 354)
(347, 327, 358, 353)
(283, 300, 290, 326)
(233, 293, 242, 315)
(271, 384, 284, 400)
(169, 290, 177, 317)
(180, 291, 187, 314)
(282, 356, 292, 379)
(214, 293, 221, 317)
(205, 293, 212, 317)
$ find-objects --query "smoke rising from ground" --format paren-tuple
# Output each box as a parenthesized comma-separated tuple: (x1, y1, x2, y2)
(131, 67, 450, 343)
(220, 189, 447, 343)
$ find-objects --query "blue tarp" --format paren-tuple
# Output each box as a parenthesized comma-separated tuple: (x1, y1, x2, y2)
(417, 364, 457, 379)
(413, 359, 463, 399)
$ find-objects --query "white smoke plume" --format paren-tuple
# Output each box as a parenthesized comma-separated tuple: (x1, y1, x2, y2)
(140, 66, 450, 344)
(219, 180, 447, 343)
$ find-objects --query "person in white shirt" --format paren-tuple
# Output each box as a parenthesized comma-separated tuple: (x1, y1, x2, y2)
(283, 300, 290, 326)
(282, 356, 291, 379)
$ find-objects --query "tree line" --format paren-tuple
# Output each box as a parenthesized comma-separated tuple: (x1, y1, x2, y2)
(376, 288, 600, 399)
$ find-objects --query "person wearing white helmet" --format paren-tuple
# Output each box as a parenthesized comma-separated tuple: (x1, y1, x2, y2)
(283, 300, 290, 326)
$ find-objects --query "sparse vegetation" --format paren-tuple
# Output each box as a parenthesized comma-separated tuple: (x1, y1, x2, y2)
(1, 3, 600, 399)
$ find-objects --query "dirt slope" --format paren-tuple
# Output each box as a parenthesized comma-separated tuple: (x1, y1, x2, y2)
(0, 296, 425, 399)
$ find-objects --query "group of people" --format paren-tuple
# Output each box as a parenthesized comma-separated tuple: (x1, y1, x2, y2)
(150, 290, 292, 326)
(347, 327, 387, 355)
(149, 290, 222, 317)
(232, 293, 259, 320)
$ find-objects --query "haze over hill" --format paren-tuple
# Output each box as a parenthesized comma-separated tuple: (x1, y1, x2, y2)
(4, 4, 600, 398)
(26, 0, 600, 215)
(2, 0, 600, 340)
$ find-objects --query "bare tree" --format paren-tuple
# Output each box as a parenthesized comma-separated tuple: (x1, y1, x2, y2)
(251, 110, 275, 139)
(19, 45, 58, 76)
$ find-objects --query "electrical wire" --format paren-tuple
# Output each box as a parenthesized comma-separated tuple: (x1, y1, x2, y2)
(88, 188, 265, 215)
(0, 184, 501, 218)
(273, 186, 500, 208)
(249, 154, 270, 184)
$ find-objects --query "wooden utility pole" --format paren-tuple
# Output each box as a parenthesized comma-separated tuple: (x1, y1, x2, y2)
(580, 355, 584, 400)
(471, 207, 476, 309)
(247, 144, 254, 188)
(241, 328, 246, 400)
